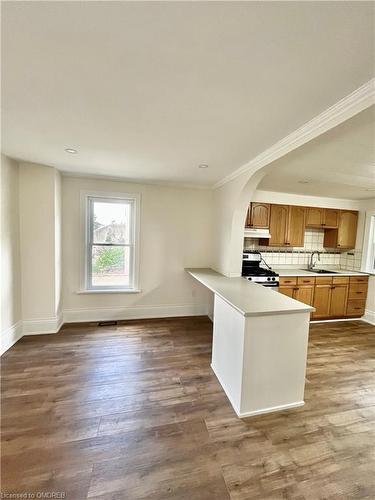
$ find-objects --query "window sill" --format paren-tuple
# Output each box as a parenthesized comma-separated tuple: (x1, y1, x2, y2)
(76, 289, 142, 294)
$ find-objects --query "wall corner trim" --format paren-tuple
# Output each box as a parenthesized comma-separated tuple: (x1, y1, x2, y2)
(22, 314, 63, 336)
(363, 309, 375, 326)
(1, 321, 23, 355)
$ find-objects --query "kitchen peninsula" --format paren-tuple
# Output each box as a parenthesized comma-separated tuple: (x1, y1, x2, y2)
(186, 268, 314, 418)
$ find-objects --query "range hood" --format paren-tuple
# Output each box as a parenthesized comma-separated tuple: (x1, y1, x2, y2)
(244, 228, 271, 239)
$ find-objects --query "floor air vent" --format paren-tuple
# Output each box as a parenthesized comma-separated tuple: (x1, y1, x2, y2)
(98, 320, 118, 326)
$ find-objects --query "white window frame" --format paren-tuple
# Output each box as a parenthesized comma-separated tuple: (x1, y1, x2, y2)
(361, 210, 375, 275)
(79, 191, 141, 293)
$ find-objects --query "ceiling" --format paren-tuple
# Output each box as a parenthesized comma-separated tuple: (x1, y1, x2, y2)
(258, 106, 375, 200)
(2, 2, 374, 187)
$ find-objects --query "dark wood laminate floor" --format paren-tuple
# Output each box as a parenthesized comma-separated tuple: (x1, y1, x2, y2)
(1, 317, 374, 500)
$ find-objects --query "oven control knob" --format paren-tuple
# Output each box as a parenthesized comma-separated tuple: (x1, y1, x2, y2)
(248, 277, 252, 281)
(272, 277, 275, 281)
(267, 277, 271, 281)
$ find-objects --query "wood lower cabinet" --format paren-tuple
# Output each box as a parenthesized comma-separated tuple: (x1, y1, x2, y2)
(294, 285, 315, 306)
(346, 276, 368, 317)
(329, 284, 349, 317)
(245, 203, 270, 228)
(279, 278, 315, 307)
(312, 283, 332, 319)
(279, 286, 295, 299)
(281, 274, 368, 320)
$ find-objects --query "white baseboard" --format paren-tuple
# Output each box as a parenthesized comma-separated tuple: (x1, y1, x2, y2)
(310, 317, 363, 324)
(211, 363, 304, 419)
(22, 314, 63, 335)
(238, 401, 305, 418)
(63, 303, 208, 324)
(363, 309, 375, 326)
(1, 321, 23, 355)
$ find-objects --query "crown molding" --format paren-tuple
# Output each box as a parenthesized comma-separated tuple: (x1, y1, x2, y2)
(213, 78, 375, 189)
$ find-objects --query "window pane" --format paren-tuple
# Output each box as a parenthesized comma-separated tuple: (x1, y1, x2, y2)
(91, 245, 131, 288)
(92, 200, 130, 244)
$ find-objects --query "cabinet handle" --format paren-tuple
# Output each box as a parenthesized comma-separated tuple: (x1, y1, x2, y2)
(293, 288, 299, 291)
(331, 286, 336, 289)
(356, 291, 362, 294)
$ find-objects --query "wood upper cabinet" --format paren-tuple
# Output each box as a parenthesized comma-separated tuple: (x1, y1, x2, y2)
(324, 209, 339, 228)
(337, 211, 358, 248)
(262, 204, 305, 247)
(323, 210, 358, 249)
(306, 207, 339, 228)
(306, 207, 324, 227)
(267, 204, 289, 246)
(245, 203, 270, 228)
(287, 205, 305, 247)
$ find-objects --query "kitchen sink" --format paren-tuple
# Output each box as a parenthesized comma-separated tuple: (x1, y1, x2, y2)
(304, 269, 338, 274)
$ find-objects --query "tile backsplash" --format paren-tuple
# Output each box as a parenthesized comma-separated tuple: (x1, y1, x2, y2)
(244, 229, 363, 270)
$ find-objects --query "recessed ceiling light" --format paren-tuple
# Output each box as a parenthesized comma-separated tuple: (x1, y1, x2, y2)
(298, 180, 310, 184)
(198, 164, 208, 169)
(65, 148, 77, 154)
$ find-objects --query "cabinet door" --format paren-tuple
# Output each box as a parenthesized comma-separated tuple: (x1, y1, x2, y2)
(330, 285, 348, 317)
(245, 206, 252, 228)
(337, 211, 358, 249)
(279, 286, 295, 298)
(287, 206, 305, 247)
(324, 209, 339, 228)
(312, 285, 332, 318)
(249, 203, 270, 228)
(294, 285, 314, 306)
(268, 205, 289, 246)
(306, 207, 324, 227)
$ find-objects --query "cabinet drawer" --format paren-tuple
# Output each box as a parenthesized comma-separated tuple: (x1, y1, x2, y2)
(315, 277, 332, 285)
(332, 276, 349, 285)
(346, 300, 366, 316)
(279, 277, 297, 286)
(348, 284, 368, 299)
(297, 276, 315, 285)
(349, 276, 369, 284)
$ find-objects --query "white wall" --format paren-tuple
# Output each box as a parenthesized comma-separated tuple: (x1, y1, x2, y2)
(62, 176, 214, 322)
(1, 155, 23, 353)
(19, 163, 62, 333)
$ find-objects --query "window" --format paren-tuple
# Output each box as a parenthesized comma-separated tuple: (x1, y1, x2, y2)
(82, 192, 140, 292)
(361, 212, 375, 274)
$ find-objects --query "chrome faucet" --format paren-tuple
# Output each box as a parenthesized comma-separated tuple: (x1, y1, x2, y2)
(308, 251, 321, 270)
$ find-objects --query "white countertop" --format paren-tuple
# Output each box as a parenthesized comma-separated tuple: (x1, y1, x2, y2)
(275, 268, 368, 277)
(186, 268, 314, 317)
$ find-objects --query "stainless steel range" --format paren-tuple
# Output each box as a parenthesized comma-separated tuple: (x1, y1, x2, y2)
(242, 251, 279, 288)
